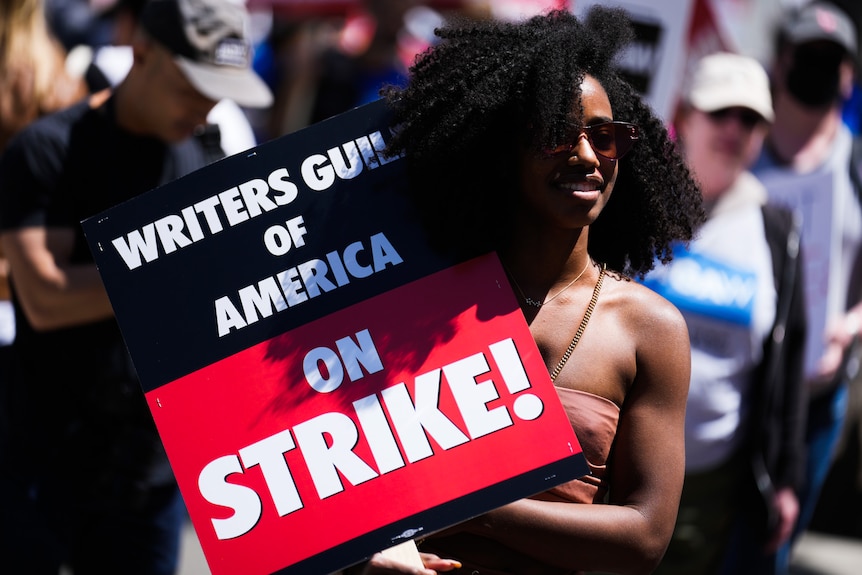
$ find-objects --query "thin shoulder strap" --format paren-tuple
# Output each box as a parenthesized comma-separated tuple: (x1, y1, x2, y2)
(851, 136, 862, 204)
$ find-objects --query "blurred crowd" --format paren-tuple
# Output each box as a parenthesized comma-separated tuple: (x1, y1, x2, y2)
(34, 0, 862, 142)
(44, 0, 509, 144)
(2, 0, 862, 574)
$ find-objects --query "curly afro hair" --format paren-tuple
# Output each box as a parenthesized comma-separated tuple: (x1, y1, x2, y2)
(382, 7, 703, 278)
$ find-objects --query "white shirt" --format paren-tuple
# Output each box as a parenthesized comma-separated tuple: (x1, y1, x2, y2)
(641, 172, 776, 470)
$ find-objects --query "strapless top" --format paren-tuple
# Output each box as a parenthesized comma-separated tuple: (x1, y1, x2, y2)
(532, 387, 621, 504)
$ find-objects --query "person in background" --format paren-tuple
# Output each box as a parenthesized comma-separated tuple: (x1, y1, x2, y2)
(369, 7, 703, 574)
(0, 0, 271, 572)
(64, 0, 259, 156)
(270, 0, 427, 135)
(645, 52, 807, 575)
(0, 0, 86, 151)
(44, 0, 113, 49)
(0, 0, 88, 452)
(749, 3, 862, 572)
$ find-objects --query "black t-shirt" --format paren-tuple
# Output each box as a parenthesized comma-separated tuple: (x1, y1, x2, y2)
(0, 97, 215, 493)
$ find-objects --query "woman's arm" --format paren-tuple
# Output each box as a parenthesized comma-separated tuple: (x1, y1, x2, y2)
(458, 287, 691, 575)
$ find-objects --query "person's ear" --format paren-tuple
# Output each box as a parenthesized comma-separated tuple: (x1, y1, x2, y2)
(671, 105, 691, 144)
(839, 56, 855, 100)
(130, 31, 155, 67)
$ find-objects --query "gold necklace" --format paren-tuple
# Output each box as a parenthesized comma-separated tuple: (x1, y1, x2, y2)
(550, 263, 605, 381)
(507, 258, 592, 308)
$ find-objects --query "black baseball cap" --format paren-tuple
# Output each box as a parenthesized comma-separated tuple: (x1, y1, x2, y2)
(783, 1, 858, 60)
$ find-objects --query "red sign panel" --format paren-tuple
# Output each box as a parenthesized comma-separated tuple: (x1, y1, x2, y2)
(149, 255, 582, 574)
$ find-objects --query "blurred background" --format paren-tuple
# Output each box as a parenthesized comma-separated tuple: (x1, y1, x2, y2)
(41, 0, 862, 572)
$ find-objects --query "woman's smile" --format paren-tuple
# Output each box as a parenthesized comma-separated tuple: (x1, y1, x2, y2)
(551, 172, 604, 199)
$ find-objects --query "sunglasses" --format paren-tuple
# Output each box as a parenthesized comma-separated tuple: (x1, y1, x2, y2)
(541, 121, 640, 160)
(706, 108, 763, 129)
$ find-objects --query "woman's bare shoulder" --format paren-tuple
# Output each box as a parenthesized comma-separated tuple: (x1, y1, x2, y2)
(604, 271, 688, 339)
(601, 271, 690, 402)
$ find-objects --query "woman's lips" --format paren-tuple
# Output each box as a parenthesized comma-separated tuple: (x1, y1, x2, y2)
(552, 173, 603, 197)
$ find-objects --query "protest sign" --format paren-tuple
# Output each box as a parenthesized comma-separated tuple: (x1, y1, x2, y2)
(574, 0, 694, 122)
(754, 169, 834, 381)
(82, 99, 588, 575)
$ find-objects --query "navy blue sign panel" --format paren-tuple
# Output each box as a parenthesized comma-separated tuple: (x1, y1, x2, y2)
(82, 100, 452, 392)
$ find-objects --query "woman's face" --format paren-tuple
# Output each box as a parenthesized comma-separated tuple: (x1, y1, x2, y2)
(677, 106, 766, 202)
(517, 74, 620, 232)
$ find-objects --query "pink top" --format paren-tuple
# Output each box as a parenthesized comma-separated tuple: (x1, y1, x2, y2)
(532, 387, 621, 504)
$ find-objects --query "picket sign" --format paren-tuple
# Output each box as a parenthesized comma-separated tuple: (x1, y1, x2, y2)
(82, 99, 587, 575)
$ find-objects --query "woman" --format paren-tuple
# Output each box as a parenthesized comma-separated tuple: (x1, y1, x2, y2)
(0, 0, 86, 150)
(0, 0, 86, 453)
(363, 7, 703, 574)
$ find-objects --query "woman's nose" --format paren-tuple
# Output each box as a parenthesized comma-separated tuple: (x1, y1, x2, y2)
(567, 133, 600, 166)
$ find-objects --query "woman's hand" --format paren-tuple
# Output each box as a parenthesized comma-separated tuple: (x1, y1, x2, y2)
(359, 551, 461, 574)
(764, 487, 799, 553)
(816, 309, 862, 385)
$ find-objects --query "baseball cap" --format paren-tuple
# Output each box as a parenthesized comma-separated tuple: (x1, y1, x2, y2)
(782, 1, 857, 58)
(684, 52, 774, 123)
(140, 0, 273, 108)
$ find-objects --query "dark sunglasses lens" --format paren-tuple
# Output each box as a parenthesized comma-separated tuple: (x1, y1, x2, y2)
(545, 143, 572, 156)
(541, 122, 638, 159)
(739, 111, 761, 128)
(708, 108, 761, 128)
(707, 108, 731, 121)
(589, 123, 638, 159)
(589, 125, 618, 157)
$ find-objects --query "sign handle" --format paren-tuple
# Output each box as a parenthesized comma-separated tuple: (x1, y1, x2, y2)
(380, 540, 423, 568)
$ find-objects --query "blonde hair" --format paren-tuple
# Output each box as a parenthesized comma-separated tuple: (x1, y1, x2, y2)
(0, 0, 87, 150)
